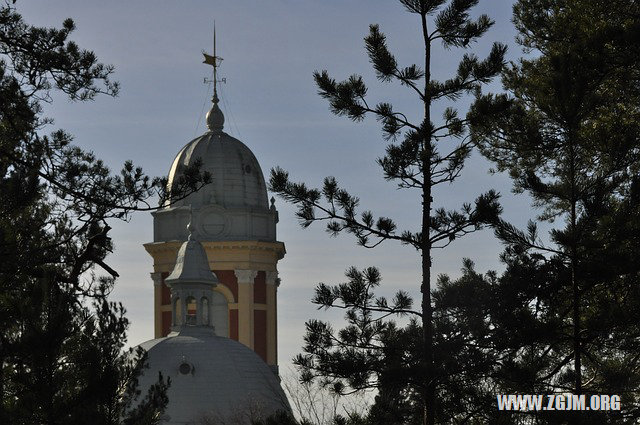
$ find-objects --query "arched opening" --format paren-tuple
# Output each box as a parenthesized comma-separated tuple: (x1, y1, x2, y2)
(211, 291, 229, 336)
(201, 297, 210, 326)
(186, 296, 197, 326)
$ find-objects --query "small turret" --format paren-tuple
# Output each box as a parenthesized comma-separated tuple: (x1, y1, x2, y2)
(165, 219, 219, 330)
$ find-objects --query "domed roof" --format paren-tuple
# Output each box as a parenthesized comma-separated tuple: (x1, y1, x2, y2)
(165, 107, 269, 211)
(153, 48, 280, 243)
(152, 116, 278, 243)
(137, 328, 291, 424)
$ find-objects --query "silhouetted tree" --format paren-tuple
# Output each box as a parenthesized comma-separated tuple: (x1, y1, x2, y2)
(470, 0, 640, 396)
(270, 1, 505, 423)
(464, 0, 640, 422)
(0, 2, 208, 423)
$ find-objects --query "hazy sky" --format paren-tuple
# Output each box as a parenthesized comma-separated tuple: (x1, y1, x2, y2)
(17, 1, 534, 374)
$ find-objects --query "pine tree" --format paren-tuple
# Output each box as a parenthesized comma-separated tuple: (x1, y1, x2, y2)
(269, 1, 505, 423)
(467, 0, 640, 420)
(434, 214, 640, 423)
(0, 3, 207, 423)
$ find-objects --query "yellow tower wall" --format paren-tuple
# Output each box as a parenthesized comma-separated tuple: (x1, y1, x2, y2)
(144, 240, 285, 367)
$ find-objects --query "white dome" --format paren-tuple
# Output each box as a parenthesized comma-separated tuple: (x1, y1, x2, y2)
(137, 328, 290, 424)
(153, 108, 278, 243)
(166, 131, 268, 211)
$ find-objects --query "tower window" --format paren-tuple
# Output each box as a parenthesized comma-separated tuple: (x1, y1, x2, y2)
(186, 296, 197, 325)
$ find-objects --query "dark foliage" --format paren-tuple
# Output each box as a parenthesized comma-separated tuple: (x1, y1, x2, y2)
(462, 0, 640, 422)
(0, 2, 208, 423)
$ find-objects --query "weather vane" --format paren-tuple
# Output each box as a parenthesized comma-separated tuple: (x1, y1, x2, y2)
(202, 21, 226, 103)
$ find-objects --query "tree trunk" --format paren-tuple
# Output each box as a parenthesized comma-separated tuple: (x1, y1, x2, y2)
(569, 133, 581, 396)
(420, 9, 435, 425)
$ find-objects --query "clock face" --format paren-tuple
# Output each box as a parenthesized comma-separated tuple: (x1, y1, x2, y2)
(200, 210, 227, 237)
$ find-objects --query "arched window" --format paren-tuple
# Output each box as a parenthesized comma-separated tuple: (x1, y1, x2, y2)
(185, 296, 197, 326)
(201, 297, 209, 326)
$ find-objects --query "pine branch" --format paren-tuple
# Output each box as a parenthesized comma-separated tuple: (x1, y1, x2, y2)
(270, 168, 420, 248)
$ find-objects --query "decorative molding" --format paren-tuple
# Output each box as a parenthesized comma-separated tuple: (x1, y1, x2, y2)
(201, 241, 285, 253)
(265, 271, 278, 286)
(150, 272, 163, 286)
(145, 240, 286, 265)
(143, 241, 182, 253)
(234, 269, 258, 283)
(147, 240, 284, 251)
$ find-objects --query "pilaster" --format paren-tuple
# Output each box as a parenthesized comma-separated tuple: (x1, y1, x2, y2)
(151, 272, 163, 338)
(265, 271, 278, 365)
(235, 269, 258, 349)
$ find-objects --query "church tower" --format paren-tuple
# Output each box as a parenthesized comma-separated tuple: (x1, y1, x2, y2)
(143, 32, 285, 369)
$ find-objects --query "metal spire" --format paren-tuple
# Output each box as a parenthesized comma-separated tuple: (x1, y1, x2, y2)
(202, 22, 225, 132)
(213, 22, 219, 103)
(202, 21, 223, 104)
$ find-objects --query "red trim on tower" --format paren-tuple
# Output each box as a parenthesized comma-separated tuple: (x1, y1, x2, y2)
(254, 310, 267, 362)
(229, 309, 239, 341)
(254, 271, 266, 304)
(161, 311, 172, 337)
(161, 272, 171, 305)
(214, 270, 238, 302)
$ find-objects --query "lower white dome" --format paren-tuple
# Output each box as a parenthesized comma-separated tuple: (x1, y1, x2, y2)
(136, 327, 290, 424)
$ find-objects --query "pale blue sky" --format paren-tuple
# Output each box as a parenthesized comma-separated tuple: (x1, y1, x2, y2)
(18, 1, 535, 373)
